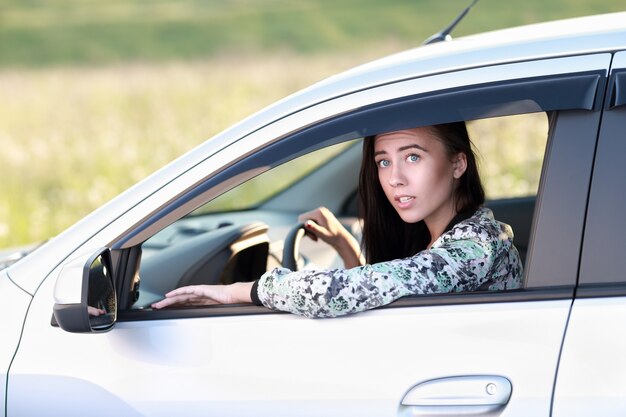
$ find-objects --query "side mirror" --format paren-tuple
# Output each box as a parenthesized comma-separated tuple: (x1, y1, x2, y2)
(53, 248, 117, 333)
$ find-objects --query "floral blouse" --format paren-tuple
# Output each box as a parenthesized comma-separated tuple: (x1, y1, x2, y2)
(253, 208, 523, 318)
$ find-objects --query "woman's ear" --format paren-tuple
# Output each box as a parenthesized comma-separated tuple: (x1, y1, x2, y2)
(452, 153, 468, 179)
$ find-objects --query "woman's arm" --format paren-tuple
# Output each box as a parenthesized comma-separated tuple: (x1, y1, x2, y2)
(256, 239, 489, 318)
(257, 213, 521, 318)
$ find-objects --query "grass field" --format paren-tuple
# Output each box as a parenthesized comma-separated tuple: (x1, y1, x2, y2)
(0, 0, 624, 248)
(2, 0, 623, 68)
(0, 53, 364, 247)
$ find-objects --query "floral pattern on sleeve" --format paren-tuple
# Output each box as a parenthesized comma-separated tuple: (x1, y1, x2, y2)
(256, 208, 523, 318)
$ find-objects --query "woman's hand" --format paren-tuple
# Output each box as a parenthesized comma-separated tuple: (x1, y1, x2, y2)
(151, 282, 253, 309)
(298, 206, 364, 268)
(87, 306, 106, 316)
(298, 206, 347, 246)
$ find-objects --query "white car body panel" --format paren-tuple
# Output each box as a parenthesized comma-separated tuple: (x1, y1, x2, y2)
(0, 271, 31, 416)
(9, 268, 571, 416)
(552, 297, 626, 417)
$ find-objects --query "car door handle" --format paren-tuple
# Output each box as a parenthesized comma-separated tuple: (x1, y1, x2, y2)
(400, 375, 512, 415)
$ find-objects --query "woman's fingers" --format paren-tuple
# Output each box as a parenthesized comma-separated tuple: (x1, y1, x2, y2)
(299, 207, 334, 239)
(152, 284, 237, 309)
(299, 207, 351, 249)
(152, 294, 195, 309)
(164, 285, 206, 298)
(304, 219, 328, 239)
(87, 306, 106, 316)
(152, 285, 218, 309)
(298, 207, 328, 227)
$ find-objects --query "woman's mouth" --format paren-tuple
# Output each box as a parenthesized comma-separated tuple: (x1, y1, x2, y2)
(395, 195, 415, 208)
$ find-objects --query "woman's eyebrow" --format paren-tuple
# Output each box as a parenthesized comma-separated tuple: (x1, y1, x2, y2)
(374, 143, 427, 157)
(398, 144, 428, 152)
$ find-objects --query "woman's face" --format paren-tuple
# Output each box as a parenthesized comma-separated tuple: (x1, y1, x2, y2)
(374, 127, 466, 234)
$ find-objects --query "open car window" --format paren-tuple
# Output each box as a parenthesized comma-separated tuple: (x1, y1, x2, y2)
(129, 111, 549, 311)
(113, 54, 604, 315)
(134, 141, 361, 309)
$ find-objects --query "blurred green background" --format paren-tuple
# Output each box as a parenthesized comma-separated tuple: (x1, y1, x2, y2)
(0, 0, 624, 248)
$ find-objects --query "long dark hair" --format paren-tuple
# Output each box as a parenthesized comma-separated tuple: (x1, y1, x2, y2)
(358, 122, 485, 264)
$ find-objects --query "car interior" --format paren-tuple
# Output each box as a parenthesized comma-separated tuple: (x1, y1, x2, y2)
(125, 111, 548, 311)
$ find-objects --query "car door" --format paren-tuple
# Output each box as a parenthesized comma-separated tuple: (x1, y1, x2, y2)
(552, 50, 626, 417)
(8, 53, 609, 417)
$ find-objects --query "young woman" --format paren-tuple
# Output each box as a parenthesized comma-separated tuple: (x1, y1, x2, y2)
(152, 122, 523, 317)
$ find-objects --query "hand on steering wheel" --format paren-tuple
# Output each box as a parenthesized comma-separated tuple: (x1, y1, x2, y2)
(297, 206, 347, 248)
(282, 207, 364, 270)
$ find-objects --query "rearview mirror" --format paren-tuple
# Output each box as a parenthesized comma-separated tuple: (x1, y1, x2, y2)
(53, 248, 117, 333)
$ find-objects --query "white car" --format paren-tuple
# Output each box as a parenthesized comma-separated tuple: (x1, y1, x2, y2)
(2, 11, 626, 417)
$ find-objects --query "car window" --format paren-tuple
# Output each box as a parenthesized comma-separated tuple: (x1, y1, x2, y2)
(468, 112, 548, 200)
(192, 141, 355, 214)
(131, 112, 549, 312)
(468, 112, 549, 266)
(116, 59, 602, 315)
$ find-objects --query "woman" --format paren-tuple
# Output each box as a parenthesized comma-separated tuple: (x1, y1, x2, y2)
(152, 122, 523, 317)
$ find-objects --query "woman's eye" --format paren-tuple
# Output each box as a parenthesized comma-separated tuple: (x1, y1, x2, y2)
(407, 154, 420, 162)
(376, 159, 390, 168)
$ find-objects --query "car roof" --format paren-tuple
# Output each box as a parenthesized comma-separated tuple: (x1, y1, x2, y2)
(320, 12, 626, 90)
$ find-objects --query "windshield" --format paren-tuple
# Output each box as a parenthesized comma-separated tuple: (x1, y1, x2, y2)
(191, 141, 355, 215)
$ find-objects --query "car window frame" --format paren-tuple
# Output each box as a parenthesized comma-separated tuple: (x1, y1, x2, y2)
(111, 54, 610, 321)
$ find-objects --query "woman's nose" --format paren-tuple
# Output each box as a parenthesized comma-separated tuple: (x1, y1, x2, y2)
(388, 166, 406, 187)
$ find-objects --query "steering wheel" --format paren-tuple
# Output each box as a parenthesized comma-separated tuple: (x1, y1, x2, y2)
(282, 222, 307, 271)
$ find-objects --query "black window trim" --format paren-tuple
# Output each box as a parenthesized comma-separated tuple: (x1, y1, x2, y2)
(118, 286, 575, 322)
(608, 69, 626, 109)
(577, 52, 626, 287)
(576, 283, 626, 299)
